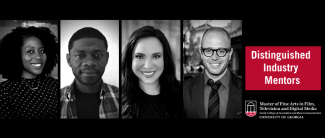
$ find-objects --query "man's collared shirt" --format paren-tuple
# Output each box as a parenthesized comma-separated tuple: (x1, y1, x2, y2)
(60, 79, 119, 119)
(204, 69, 230, 118)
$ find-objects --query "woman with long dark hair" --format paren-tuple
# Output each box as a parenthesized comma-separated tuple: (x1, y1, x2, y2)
(0, 26, 59, 119)
(122, 26, 182, 119)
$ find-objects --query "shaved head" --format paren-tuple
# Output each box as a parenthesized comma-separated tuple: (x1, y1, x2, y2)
(201, 27, 231, 49)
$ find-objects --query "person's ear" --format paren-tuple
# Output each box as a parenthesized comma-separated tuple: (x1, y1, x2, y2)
(106, 52, 109, 63)
(66, 53, 71, 67)
(229, 48, 233, 61)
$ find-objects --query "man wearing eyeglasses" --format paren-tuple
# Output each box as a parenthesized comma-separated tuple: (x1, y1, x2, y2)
(183, 27, 242, 119)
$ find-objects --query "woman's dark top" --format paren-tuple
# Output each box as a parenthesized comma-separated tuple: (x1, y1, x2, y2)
(0, 76, 58, 119)
(138, 89, 165, 119)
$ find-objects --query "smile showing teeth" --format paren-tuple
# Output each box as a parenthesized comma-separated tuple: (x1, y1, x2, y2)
(211, 63, 220, 66)
(32, 64, 41, 67)
(143, 72, 154, 75)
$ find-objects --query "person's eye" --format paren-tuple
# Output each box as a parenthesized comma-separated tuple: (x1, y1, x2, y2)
(96, 54, 103, 58)
(219, 50, 226, 54)
(135, 55, 144, 59)
(75, 54, 83, 58)
(27, 50, 34, 54)
(40, 49, 45, 54)
(153, 55, 161, 59)
(205, 49, 212, 53)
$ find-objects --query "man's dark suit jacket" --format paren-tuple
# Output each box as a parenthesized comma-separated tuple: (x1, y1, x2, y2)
(183, 71, 242, 119)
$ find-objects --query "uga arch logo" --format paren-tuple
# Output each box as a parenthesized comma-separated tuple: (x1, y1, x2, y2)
(245, 100, 257, 117)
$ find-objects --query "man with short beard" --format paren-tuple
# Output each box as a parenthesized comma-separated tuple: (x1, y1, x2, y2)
(183, 27, 242, 119)
(60, 27, 119, 119)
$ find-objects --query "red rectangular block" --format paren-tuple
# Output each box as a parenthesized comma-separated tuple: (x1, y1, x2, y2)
(245, 46, 321, 90)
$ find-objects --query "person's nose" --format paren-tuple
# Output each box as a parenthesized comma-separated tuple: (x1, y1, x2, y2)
(210, 51, 220, 60)
(82, 55, 97, 67)
(34, 51, 41, 60)
(143, 58, 153, 69)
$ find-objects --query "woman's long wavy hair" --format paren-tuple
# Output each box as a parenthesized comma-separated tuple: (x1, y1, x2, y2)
(122, 26, 182, 118)
(0, 26, 58, 80)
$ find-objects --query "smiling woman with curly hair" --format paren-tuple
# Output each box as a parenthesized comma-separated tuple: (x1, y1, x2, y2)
(0, 26, 59, 119)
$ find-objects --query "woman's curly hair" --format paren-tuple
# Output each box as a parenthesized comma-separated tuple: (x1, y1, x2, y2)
(0, 26, 58, 80)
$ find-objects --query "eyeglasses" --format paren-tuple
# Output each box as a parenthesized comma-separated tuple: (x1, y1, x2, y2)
(201, 48, 231, 57)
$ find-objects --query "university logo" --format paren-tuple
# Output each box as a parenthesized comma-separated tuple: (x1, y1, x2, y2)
(245, 100, 257, 117)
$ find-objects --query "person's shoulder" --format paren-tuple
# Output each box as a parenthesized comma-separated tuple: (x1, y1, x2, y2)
(184, 73, 202, 86)
(60, 85, 71, 95)
(42, 77, 59, 89)
(230, 72, 242, 89)
(0, 80, 5, 86)
(0, 80, 14, 95)
(230, 71, 241, 80)
(43, 76, 58, 83)
(104, 83, 119, 94)
(47, 76, 58, 80)
(0, 80, 12, 88)
(0, 81, 6, 92)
